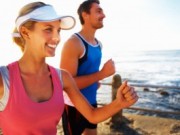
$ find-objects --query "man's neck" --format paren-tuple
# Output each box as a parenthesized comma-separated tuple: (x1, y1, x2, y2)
(79, 28, 97, 44)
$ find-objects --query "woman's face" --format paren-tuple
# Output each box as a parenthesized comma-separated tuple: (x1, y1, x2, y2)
(26, 20, 61, 57)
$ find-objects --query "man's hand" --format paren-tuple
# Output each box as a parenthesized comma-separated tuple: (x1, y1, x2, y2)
(101, 59, 115, 78)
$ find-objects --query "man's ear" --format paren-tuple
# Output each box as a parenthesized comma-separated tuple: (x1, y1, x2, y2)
(82, 12, 88, 20)
(20, 26, 30, 39)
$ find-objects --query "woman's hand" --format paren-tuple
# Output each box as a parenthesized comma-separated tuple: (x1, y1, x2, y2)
(116, 81, 138, 109)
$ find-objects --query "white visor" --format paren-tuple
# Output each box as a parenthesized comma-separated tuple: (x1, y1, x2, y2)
(14, 5, 75, 37)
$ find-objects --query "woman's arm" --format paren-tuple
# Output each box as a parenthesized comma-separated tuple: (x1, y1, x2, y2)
(62, 70, 138, 124)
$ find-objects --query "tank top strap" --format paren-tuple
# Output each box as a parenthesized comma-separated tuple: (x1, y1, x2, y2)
(48, 65, 63, 93)
(75, 33, 88, 66)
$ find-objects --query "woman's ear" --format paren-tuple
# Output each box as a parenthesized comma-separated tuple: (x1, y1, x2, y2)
(20, 26, 30, 39)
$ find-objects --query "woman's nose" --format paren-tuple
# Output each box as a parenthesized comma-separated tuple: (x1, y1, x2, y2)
(52, 37, 60, 44)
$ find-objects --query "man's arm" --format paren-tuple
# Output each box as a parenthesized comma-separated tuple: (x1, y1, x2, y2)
(60, 35, 115, 90)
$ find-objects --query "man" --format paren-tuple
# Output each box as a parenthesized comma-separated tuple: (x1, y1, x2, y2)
(60, 0, 115, 134)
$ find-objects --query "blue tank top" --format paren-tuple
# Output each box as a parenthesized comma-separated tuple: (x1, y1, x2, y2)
(75, 33, 102, 104)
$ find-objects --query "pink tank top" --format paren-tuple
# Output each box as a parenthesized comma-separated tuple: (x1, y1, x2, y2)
(0, 61, 64, 135)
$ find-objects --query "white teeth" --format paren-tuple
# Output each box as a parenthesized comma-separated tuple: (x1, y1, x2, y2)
(47, 44, 56, 49)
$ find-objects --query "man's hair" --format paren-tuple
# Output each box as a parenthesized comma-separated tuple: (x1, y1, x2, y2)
(77, 0, 100, 25)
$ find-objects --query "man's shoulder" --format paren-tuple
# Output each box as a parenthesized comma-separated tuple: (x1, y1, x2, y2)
(65, 34, 83, 47)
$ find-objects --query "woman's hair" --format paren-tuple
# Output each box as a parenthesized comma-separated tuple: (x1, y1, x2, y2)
(13, 2, 47, 52)
(77, 0, 100, 25)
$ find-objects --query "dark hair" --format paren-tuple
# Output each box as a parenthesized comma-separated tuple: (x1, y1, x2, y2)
(77, 0, 100, 25)
(13, 2, 47, 52)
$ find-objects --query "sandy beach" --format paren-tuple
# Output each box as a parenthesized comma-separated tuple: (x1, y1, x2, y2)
(0, 112, 179, 135)
(97, 113, 180, 135)
(56, 113, 180, 135)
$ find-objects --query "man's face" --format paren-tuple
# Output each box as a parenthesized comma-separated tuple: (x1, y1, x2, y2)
(87, 3, 106, 29)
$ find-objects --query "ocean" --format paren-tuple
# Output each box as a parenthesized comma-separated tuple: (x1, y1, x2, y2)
(97, 49, 180, 119)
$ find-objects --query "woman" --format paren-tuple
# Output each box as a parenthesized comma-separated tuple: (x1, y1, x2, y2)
(0, 2, 138, 135)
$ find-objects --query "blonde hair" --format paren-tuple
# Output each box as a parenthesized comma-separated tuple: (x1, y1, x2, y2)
(12, 2, 47, 52)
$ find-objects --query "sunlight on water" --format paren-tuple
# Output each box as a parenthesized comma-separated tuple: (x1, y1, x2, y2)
(98, 50, 180, 119)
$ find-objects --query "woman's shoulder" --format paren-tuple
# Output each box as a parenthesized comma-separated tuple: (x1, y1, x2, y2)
(60, 69, 71, 78)
(60, 69, 74, 84)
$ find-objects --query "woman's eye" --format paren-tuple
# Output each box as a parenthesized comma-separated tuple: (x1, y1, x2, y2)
(58, 29, 61, 34)
(44, 28, 52, 33)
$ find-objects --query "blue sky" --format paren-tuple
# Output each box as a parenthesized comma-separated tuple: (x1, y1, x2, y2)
(0, 0, 180, 66)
